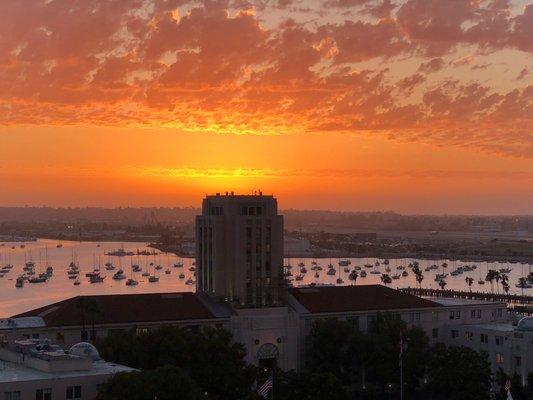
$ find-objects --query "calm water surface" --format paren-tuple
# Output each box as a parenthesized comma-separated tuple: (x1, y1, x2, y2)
(0, 239, 189, 317)
(0, 240, 531, 317)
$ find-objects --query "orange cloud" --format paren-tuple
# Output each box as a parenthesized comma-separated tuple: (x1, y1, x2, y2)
(0, 0, 531, 158)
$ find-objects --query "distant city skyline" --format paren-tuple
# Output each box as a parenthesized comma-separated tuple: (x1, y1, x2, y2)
(0, 0, 531, 214)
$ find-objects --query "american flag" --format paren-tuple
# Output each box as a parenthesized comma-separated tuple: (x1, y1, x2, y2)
(257, 376, 273, 399)
(505, 379, 513, 400)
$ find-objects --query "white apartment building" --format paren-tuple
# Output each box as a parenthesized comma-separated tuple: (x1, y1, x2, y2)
(0, 339, 134, 400)
(439, 303, 533, 386)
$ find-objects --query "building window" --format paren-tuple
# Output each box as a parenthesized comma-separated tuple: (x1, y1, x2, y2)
(81, 330, 88, 341)
(432, 311, 439, 321)
(495, 336, 504, 346)
(476, 309, 482, 318)
(210, 206, 223, 216)
(498, 309, 503, 317)
(242, 206, 248, 216)
(35, 389, 51, 400)
(4, 392, 21, 400)
(31, 333, 39, 339)
(66, 386, 81, 400)
(449, 311, 461, 320)
(432, 328, 439, 339)
(348, 316, 360, 331)
(496, 353, 504, 364)
(256, 207, 262, 216)
(515, 356, 522, 367)
(409, 312, 420, 323)
(480, 334, 488, 344)
(465, 331, 473, 341)
(248, 207, 255, 216)
(451, 330, 459, 339)
(136, 328, 149, 335)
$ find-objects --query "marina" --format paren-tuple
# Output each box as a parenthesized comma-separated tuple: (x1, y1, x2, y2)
(0, 239, 188, 316)
(0, 239, 532, 317)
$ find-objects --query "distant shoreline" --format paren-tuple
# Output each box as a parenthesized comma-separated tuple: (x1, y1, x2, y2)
(149, 243, 533, 265)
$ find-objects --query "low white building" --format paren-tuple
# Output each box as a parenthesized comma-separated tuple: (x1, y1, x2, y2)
(439, 309, 533, 386)
(0, 339, 134, 400)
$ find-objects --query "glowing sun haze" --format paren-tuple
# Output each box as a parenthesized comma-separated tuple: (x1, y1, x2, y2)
(0, 0, 532, 214)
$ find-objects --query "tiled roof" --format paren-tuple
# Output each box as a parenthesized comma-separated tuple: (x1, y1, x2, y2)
(12, 292, 218, 327)
(289, 285, 439, 314)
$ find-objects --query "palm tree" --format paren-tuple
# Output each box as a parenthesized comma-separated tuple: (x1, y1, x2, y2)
(485, 270, 497, 293)
(518, 277, 528, 297)
(494, 271, 501, 294)
(76, 297, 88, 340)
(502, 281, 510, 294)
(500, 273, 509, 292)
(438, 279, 447, 290)
(415, 272, 424, 289)
(465, 276, 474, 292)
(85, 300, 101, 341)
(380, 273, 392, 285)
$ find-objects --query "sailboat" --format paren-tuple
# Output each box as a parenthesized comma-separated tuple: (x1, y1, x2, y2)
(336, 265, 344, 284)
(148, 262, 159, 283)
(126, 263, 138, 286)
(104, 252, 115, 270)
(44, 246, 53, 277)
(477, 261, 486, 285)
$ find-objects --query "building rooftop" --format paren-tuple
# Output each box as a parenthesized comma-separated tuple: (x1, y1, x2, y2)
(289, 285, 440, 314)
(0, 359, 133, 383)
(0, 316, 45, 330)
(465, 323, 517, 332)
(0, 340, 134, 383)
(206, 192, 272, 198)
(427, 297, 505, 307)
(12, 292, 223, 327)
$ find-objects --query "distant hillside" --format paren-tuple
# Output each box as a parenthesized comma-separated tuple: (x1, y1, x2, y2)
(0, 207, 531, 233)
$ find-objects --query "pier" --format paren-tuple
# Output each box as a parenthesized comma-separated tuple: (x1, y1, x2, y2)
(399, 287, 533, 305)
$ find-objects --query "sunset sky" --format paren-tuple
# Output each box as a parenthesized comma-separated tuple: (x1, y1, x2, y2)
(0, 0, 532, 214)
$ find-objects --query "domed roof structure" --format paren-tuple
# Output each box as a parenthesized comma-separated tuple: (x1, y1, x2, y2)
(516, 317, 533, 331)
(68, 342, 102, 361)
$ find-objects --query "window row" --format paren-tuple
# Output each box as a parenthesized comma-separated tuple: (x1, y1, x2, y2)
(241, 206, 263, 216)
(450, 330, 506, 346)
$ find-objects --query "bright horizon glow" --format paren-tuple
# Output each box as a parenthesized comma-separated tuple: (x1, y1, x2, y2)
(0, 0, 531, 215)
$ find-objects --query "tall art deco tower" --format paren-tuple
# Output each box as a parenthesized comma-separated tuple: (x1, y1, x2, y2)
(195, 192, 284, 307)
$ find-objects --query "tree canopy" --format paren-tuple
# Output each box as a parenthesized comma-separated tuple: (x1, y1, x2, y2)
(97, 366, 204, 400)
(97, 326, 257, 400)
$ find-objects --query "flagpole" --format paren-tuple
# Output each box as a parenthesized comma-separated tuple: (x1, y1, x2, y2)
(271, 369, 274, 400)
(400, 356, 403, 400)
(399, 332, 403, 400)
